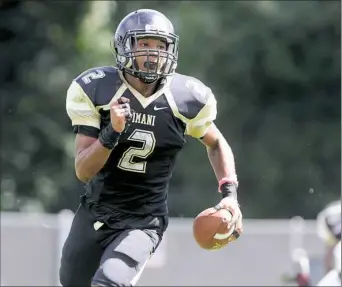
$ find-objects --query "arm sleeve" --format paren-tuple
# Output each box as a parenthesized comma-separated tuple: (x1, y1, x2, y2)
(185, 89, 217, 138)
(73, 125, 99, 138)
(66, 80, 101, 129)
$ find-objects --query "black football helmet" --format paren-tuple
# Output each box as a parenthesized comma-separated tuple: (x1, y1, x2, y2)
(112, 9, 179, 83)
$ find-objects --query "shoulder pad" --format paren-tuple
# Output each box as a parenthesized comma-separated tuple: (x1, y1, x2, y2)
(169, 73, 212, 120)
(167, 73, 217, 138)
(74, 66, 123, 106)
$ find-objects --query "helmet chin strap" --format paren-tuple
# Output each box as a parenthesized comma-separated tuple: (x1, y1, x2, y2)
(138, 74, 159, 84)
(122, 56, 164, 84)
(133, 59, 160, 84)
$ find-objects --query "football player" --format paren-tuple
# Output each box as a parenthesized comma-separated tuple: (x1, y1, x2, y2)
(59, 9, 243, 286)
(316, 200, 341, 286)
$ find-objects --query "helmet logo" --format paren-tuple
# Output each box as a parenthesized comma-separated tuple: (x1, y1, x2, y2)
(145, 24, 157, 31)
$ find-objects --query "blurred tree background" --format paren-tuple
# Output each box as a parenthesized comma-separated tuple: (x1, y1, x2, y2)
(1, 0, 340, 219)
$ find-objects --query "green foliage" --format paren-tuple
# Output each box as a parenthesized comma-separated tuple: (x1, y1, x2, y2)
(1, 1, 88, 212)
(1, 1, 340, 218)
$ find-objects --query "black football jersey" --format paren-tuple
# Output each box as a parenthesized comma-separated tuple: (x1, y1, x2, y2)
(66, 66, 217, 216)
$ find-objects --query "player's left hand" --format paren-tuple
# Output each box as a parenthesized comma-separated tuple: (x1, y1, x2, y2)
(217, 197, 243, 239)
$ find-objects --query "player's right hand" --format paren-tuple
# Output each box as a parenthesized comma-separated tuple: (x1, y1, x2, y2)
(110, 97, 132, 133)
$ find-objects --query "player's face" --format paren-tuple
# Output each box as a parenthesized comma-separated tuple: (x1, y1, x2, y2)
(133, 37, 167, 74)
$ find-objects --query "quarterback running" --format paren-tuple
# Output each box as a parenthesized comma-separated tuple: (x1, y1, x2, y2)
(59, 9, 243, 286)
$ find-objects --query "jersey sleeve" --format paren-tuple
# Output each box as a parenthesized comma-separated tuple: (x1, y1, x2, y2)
(66, 80, 101, 129)
(185, 88, 217, 138)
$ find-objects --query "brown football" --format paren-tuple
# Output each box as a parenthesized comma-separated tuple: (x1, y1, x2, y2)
(193, 207, 236, 250)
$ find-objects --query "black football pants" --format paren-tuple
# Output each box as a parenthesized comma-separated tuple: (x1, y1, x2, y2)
(59, 203, 167, 286)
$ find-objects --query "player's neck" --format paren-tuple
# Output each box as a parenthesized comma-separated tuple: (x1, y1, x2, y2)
(124, 73, 159, 98)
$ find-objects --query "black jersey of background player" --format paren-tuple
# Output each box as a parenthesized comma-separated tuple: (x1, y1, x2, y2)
(66, 66, 217, 215)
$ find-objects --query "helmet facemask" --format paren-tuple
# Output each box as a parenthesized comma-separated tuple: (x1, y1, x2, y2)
(113, 29, 179, 83)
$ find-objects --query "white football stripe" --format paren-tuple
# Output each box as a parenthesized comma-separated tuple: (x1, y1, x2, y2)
(214, 229, 234, 240)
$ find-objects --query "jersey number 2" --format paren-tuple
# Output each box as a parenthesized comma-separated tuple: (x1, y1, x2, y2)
(117, 129, 156, 173)
(82, 70, 105, 84)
